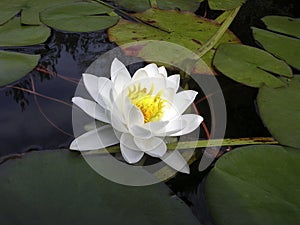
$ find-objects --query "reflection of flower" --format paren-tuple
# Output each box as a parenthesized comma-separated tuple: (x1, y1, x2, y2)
(70, 58, 203, 173)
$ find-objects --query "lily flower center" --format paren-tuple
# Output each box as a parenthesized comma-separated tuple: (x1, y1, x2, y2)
(128, 83, 166, 123)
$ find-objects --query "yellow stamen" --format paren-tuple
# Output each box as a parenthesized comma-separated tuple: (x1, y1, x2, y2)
(128, 83, 166, 123)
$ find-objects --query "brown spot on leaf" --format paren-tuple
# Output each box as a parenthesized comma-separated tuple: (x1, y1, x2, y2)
(123, 44, 146, 56)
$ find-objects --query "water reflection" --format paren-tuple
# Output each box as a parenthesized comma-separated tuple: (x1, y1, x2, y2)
(0, 30, 115, 157)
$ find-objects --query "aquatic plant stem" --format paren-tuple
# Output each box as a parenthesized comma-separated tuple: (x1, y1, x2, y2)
(149, 0, 158, 8)
(82, 137, 279, 155)
(193, 103, 211, 139)
(92, 0, 142, 23)
(36, 66, 79, 84)
(92, 0, 170, 33)
(30, 76, 74, 137)
(167, 137, 278, 149)
(215, 11, 231, 24)
(198, 6, 241, 57)
(6, 85, 72, 108)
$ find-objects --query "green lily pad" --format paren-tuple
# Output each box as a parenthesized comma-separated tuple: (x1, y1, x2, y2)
(0, 17, 50, 46)
(0, 51, 40, 86)
(108, 8, 240, 73)
(40, 2, 119, 32)
(0, 150, 200, 225)
(206, 145, 300, 225)
(112, 0, 200, 12)
(208, 0, 245, 10)
(257, 76, 300, 149)
(252, 27, 300, 70)
(262, 16, 300, 39)
(213, 43, 292, 88)
(0, 0, 79, 25)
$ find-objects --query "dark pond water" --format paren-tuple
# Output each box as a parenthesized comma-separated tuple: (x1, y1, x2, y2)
(0, 0, 299, 224)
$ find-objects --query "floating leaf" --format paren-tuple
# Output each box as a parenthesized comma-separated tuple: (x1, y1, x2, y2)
(257, 76, 300, 149)
(262, 16, 300, 39)
(206, 145, 300, 225)
(0, 51, 40, 86)
(112, 0, 200, 12)
(252, 27, 300, 70)
(0, 150, 200, 225)
(208, 0, 245, 10)
(40, 2, 119, 32)
(0, 0, 79, 25)
(108, 9, 240, 73)
(213, 43, 292, 88)
(0, 17, 50, 46)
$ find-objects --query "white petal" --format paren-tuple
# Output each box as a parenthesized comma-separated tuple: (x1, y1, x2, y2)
(167, 74, 180, 91)
(136, 77, 167, 96)
(143, 63, 159, 77)
(132, 64, 164, 81)
(72, 97, 109, 123)
(161, 150, 190, 174)
(170, 114, 203, 136)
(158, 66, 167, 78)
(163, 90, 198, 120)
(146, 141, 167, 157)
(82, 73, 113, 109)
(129, 125, 152, 139)
(110, 58, 131, 83)
(162, 88, 175, 105)
(82, 73, 99, 100)
(97, 77, 113, 108)
(120, 133, 139, 150)
(111, 112, 128, 133)
(132, 68, 148, 81)
(134, 136, 164, 152)
(70, 125, 119, 151)
(124, 97, 144, 125)
(128, 106, 144, 126)
(81, 74, 96, 97)
(120, 143, 144, 164)
(154, 120, 185, 137)
(141, 121, 168, 133)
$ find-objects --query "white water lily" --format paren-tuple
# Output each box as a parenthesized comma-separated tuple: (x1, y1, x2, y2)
(70, 58, 203, 173)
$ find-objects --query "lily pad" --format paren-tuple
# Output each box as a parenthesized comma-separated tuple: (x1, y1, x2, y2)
(262, 16, 300, 39)
(206, 145, 300, 225)
(0, 0, 79, 25)
(0, 17, 50, 46)
(0, 150, 200, 225)
(40, 2, 119, 32)
(213, 43, 292, 88)
(252, 27, 300, 70)
(257, 76, 300, 149)
(108, 9, 240, 73)
(208, 0, 245, 10)
(112, 0, 200, 12)
(0, 51, 40, 86)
